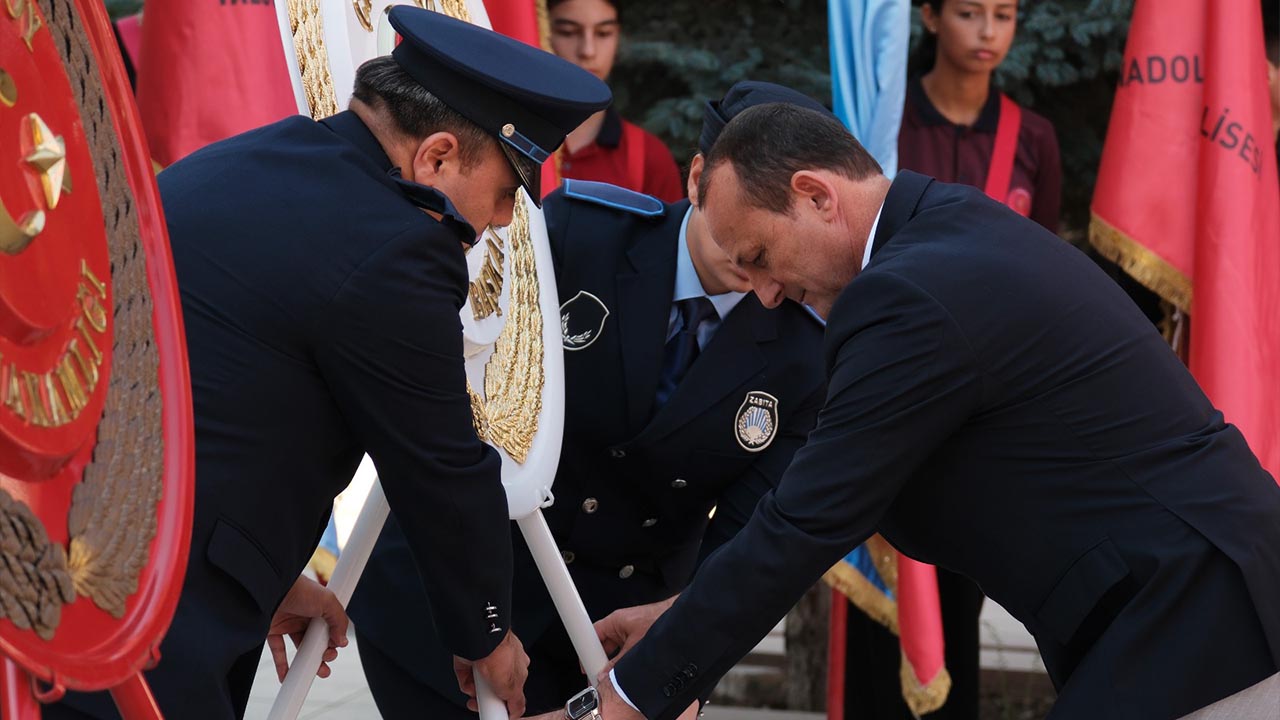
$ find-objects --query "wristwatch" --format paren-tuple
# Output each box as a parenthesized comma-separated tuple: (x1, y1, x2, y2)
(565, 686, 602, 720)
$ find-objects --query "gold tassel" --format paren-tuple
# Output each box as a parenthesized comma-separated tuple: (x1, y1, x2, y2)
(1088, 212, 1192, 314)
(900, 654, 953, 716)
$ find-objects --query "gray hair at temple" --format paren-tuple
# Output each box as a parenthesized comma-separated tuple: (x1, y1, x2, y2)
(698, 102, 883, 215)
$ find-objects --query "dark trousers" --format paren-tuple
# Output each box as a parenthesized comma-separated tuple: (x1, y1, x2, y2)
(842, 568, 983, 720)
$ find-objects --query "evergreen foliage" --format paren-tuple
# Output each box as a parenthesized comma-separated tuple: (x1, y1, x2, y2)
(613, 0, 1134, 235)
(105, 0, 142, 19)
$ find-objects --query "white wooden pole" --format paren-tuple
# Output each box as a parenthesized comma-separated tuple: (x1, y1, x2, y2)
(266, 481, 390, 720)
(516, 512, 610, 681)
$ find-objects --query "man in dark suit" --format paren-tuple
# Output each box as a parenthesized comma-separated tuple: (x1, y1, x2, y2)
(571, 103, 1280, 720)
(46, 8, 610, 720)
(347, 82, 829, 719)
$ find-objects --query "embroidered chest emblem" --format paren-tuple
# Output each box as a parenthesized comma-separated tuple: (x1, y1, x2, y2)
(735, 391, 779, 452)
(560, 291, 609, 351)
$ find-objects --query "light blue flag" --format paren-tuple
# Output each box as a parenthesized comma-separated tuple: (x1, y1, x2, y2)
(828, 0, 910, 177)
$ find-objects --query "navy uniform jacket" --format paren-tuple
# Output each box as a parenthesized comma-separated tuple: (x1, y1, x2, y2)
(56, 111, 513, 719)
(615, 171, 1280, 720)
(350, 183, 826, 711)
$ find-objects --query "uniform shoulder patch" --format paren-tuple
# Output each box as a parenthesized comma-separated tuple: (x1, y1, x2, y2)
(562, 179, 665, 218)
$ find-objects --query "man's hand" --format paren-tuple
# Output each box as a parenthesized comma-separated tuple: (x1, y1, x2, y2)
(594, 595, 677, 668)
(454, 629, 530, 717)
(267, 575, 349, 682)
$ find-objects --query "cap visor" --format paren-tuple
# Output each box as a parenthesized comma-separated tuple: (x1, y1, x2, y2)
(500, 143, 543, 208)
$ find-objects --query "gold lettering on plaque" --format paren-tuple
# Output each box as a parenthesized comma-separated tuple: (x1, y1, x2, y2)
(0, 260, 109, 427)
(1, 365, 21, 419)
(53, 350, 88, 415)
(5, 0, 42, 52)
(20, 371, 48, 427)
(24, 114, 68, 210)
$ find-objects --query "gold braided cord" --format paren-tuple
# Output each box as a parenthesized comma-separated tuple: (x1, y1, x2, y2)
(900, 654, 953, 716)
(1088, 211, 1192, 315)
(468, 196, 543, 463)
(288, 0, 340, 119)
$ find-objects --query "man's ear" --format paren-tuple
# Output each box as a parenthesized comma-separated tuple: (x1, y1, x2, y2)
(791, 170, 838, 220)
(687, 154, 704, 207)
(410, 131, 462, 186)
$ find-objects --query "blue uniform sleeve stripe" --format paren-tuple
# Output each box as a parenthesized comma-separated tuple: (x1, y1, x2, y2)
(562, 179, 665, 217)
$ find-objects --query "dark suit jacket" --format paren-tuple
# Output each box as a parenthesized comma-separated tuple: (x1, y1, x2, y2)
(56, 111, 514, 719)
(350, 187, 826, 712)
(615, 171, 1280, 720)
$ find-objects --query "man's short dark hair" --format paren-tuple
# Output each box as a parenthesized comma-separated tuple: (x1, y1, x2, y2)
(352, 56, 495, 168)
(699, 103, 883, 215)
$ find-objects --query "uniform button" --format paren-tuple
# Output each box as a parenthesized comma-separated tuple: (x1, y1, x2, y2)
(641, 518, 658, 528)
(671, 478, 688, 489)
(562, 550, 575, 564)
(610, 448, 626, 459)
(618, 564, 635, 579)
(581, 497, 599, 514)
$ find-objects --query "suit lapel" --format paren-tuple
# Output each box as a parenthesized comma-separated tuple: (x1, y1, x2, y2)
(633, 295, 775, 444)
(616, 208, 684, 434)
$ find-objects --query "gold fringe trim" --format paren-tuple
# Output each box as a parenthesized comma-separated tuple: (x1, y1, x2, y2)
(865, 534, 899, 594)
(534, 0, 551, 53)
(288, 0, 340, 119)
(900, 654, 953, 716)
(1088, 212, 1192, 314)
(823, 560, 899, 635)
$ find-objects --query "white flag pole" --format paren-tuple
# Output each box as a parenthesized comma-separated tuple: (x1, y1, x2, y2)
(266, 480, 390, 720)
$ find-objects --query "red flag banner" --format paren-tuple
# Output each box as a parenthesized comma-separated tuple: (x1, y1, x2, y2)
(136, 0, 297, 167)
(1090, 0, 1280, 479)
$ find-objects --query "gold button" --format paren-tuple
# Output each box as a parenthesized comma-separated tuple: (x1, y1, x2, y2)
(562, 550, 575, 564)
(618, 564, 635, 579)
(501, 123, 515, 137)
(582, 498, 599, 514)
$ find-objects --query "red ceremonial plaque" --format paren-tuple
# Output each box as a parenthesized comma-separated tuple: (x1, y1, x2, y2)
(0, 0, 193, 716)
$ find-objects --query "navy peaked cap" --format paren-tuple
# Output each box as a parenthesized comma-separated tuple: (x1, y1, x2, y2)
(387, 6, 612, 204)
(700, 81, 835, 156)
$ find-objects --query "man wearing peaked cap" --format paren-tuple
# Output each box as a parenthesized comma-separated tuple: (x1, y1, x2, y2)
(348, 80, 831, 720)
(46, 7, 609, 720)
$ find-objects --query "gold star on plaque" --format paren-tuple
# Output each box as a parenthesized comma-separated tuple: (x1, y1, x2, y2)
(24, 113, 70, 210)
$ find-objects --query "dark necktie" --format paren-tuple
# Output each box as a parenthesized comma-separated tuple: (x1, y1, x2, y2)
(655, 296, 717, 409)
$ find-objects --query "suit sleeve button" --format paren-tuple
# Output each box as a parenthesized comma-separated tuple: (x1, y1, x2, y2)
(641, 518, 658, 527)
(670, 478, 687, 489)
(663, 683, 675, 697)
(618, 564, 635, 579)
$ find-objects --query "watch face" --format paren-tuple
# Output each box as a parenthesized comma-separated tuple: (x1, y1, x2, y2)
(568, 687, 599, 718)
